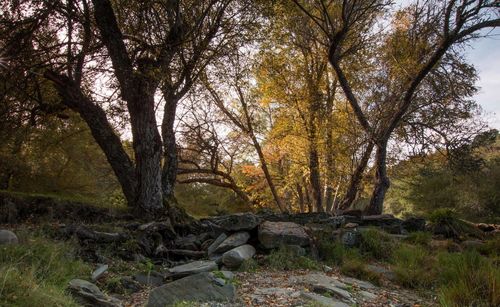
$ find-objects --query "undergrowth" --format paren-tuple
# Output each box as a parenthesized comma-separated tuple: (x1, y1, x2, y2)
(267, 245, 320, 270)
(0, 232, 90, 307)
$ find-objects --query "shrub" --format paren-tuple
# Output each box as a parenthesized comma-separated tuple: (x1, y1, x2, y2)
(392, 244, 434, 288)
(267, 245, 320, 270)
(437, 251, 500, 307)
(359, 228, 398, 260)
(340, 257, 381, 285)
(0, 233, 90, 306)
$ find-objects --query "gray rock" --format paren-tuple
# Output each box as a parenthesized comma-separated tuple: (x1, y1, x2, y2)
(300, 273, 350, 291)
(0, 229, 18, 245)
(221, 244, 256, 268)
(300, 291, 350, 307)
(91, 264, 108, 281)
(285, 244, 306, 256)
(133, 271, 164, 287)
(68, 279, 122, 307)
(258, 221, 310, 249)
(340, 277, 376, 290)
(359, 290, 377, 300)
(207, 233, 228, 255)
(462, 240, 484, 250)
(207, 213, 261, 231)
(168, 260, 218, 278)
(312, 283, 354, 303)
(146, 272, 236, 307)
(120, 276, 141, 293)
(341, 231, 360, 247)
(213, 232, 250, 254)
(366, 264, 396, 281)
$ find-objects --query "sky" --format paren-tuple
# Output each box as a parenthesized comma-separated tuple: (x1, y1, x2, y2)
(465, 29, 500, 129)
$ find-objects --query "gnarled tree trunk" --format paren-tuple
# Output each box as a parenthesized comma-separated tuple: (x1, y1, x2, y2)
(366, 139, 390, 215)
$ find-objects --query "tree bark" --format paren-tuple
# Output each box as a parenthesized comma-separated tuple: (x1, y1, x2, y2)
(296, 183, 305, 213)
(308, 140, 323, 212)
(339, 141, 374, 210)
(366, 139, 390, 215)
(161, 93, 179, 202)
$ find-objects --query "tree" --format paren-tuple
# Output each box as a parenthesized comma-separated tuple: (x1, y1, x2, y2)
(293, 0, 500, 214)
(1, 0, 248, 219)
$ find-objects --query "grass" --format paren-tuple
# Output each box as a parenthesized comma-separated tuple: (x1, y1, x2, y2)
(358, 228, 398, 261)
(437, 250, 500, 307)
(404, 231, 432, 246)
(392, 244, 434, 288)
(0, 232, 91, 307)
(267, 245, 320, 270)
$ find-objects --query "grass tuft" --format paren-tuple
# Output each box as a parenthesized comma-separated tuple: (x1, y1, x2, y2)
(267, 245, 320, 270)
(0, 232, 90, 306)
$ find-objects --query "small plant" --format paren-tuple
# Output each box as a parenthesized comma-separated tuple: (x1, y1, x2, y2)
(267, 245, 320, 270)
(238, 258, 259, 272)
(359, 228, 398, 260)
(340, 257, 381, 285)
(404, 231, 432, 246)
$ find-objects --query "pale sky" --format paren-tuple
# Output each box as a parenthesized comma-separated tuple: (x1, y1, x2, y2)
(465, 28, 500, 129)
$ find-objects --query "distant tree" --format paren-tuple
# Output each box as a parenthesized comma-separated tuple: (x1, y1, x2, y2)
(293, 0, 500, 214)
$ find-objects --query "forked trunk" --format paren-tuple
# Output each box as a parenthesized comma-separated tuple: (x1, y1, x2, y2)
(366, 140, 390, 215)
(161, 94, 178, 204)
(340, 141, 374, 210)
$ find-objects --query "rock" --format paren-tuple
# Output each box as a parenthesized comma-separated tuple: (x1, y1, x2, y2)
(167, 260, 218, 278)
(299, 273, 350, 291)
(68, 279, 122, 307)
(0, 229, 18, 245)
(133, 271, 164, 287)
(300, 291, 350, 307)
(462, 240, 484, 250)
(344, 223, 358, 229)
(361, 214, 403, 234)
(213, 232, 250, 254)
(120, 276, 141, 293)
(366, 264, 396, 281)
(341, 230, 360, 247)
(206, 213, 261, 231)
(359, 290, 377, 301)
(258, 221, 310, 249)
(91, 264, 108, 281)
(286, 244, 306, 256)
(174, 234, 199, 251)
(207, 233, 228, 255)
(146, 272, 236, 307)
(221, 244, 256, 268)
(341, 277, 376, 290)
(402, 217, 426, 232)
(477, 223, 496, 232)
(312, 283, 354, 303)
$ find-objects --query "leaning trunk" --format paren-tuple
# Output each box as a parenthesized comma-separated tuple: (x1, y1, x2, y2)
(366, 140, 390, 215)
(340, 141, 374, 210)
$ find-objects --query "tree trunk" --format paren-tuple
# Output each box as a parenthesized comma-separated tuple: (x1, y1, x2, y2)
(44, 71, 138, 207)
(366, 139, 390, 215)
(161, 93, 179, 203)
(309, 142, 323, 212)
(129, 87, 164, 216)
(250, 134, 285, 212)
(340, 141, 374, 210)
(296, 183, 305, 213)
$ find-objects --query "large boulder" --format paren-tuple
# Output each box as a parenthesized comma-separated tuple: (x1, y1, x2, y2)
(0, 229, 18, 245)
(360, 215, 403, 234)
(258, 221, 310, 249)
(68, 279, 122, 307)
(206, 213, 261, 231)
(213, 232, 250, 254)
(146, 272, 236, 307)
(222, 244, 256, 268)
(167, 260, 218, 278)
